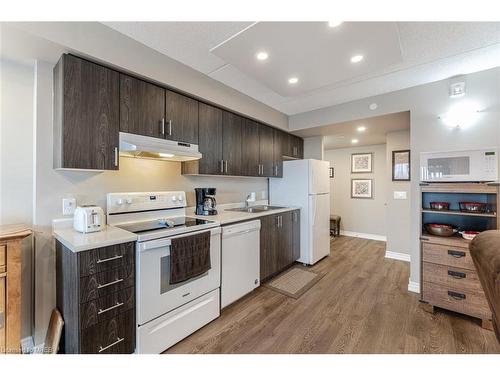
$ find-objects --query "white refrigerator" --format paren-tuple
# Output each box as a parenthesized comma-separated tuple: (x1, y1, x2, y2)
(269, 159, 330, 265)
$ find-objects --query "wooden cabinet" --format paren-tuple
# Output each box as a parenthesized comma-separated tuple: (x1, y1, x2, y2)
(273, 130, 285, 178)
(196, 103, 223, 175)
(165, 90, 199, 144)
(0, 270, 5, 354)
(259, 124, 275, 177)
(222, 111, 243, 176)
(259, 210, 301, 281)
(56, 241, 136, 354)
(420, 183, 499, 329)
(54, 54, 120, 170)
(241, 119, 261, 177)
(283, 134, 304, 159)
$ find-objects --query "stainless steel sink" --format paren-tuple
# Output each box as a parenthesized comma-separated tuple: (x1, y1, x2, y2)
(226, 205, 286, 213)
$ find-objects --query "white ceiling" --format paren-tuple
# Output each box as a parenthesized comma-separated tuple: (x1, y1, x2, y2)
(293, 111, 410, 150)
(102, 22, 500, 115)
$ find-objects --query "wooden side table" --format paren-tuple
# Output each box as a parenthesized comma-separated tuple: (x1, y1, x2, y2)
(330, 215, 341, 237)
(0, 224, 32, 354)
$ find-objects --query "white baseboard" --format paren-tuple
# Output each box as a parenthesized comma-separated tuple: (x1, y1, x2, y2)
(385, 251, 411, 262)
(408, 280, 420, 294)
(340, 230, 387, 242)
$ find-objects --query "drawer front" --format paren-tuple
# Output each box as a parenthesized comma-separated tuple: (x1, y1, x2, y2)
(81, 309, 135, 354)
(79, 242, 134, 277)
(422, 281, 491, 319)
(80, 287, 135, 330)
(0, 244, 6, 273)
(423, 262, 482, 291)
(80, 263, 135, 303)
(422, 242, 475, 270)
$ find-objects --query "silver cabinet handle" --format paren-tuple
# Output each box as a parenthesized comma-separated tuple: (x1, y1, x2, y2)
(161, 118, 165, 135)
(114, 147, 118, 167)
(97, 254, 123, 264)
(279, 215, 282, 227)
(98, 301, 124, 315)
(99, 337, 124, 353)
(220, 160, 224, 173)
(168, 120, 172, 136)
(97, 278, 123, 289)
(274, 165, 278, 176)
(224, 160, 228, 173)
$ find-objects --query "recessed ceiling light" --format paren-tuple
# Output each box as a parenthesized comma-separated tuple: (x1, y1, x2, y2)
(350, 54, 364, 63)
(351, 139, 359, 144)
(357, 126, 366, 132)
(256, 51, 268, 61)
(328, 21, 343, 28)
(369, 103, 378, 110)
(288, 77, 299, 84)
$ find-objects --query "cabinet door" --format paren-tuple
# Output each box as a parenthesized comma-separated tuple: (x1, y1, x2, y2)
(120, 74, 165, 139)
(241, 119, 261, 177)
(222, 111, 243, 176)
(292, 210, 301, 261)
(198, 103, 223, 175)
(277, 212, 294, 271)
(165, 90, 199, 144)
(0, 275, 5, 354)
(259, 124, 275, 177)
(272, 129, 284, 178)
(260, 214, 277, 280)
(291, 135, 304, 159)
(56, 55, 120, 170)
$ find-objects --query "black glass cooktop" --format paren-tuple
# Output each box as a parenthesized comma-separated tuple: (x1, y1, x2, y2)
(116, 217, 213, 234)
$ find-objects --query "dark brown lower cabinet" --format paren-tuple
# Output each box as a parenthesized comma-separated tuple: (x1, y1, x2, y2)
(56, 241, 136, 354)
(260, 210, 301, 281)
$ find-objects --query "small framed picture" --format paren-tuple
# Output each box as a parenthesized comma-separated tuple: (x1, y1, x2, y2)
(329, 167, 334, 178)
(351, 179, 373, 199)
(351, 153, 373, 173)
(392, 150, 411, 181)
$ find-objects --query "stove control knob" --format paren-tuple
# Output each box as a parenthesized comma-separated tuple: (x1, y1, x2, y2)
(178, 195, 184, 202)
(116, 198, 124, 206)
(125, 198, 133, 204)
(171, 196, 177, 202)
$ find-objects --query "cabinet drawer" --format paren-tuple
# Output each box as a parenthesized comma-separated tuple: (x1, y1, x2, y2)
(80, 263, 135, 303)
(423, 262, 482, 291)
(80, 287, 135, 330)
(422, 281, 491, 319)
(79, 242, 134, 277)
(0, 244, 6, 273)
(81, 309, 134, 354)
(422, 242, 475, 270)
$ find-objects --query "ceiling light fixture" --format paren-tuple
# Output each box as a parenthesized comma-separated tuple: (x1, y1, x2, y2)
(350, 54, 364, 63)
(288, 77, 299, 84)
(256, 51, 269, 61)
(369, 103, 378, 110)
(328, 21, 343, 28)
(357, 126, 366, 132)
(351, 139, 359, 144)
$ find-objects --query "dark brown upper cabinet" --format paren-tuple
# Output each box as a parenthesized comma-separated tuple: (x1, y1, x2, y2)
(241, 119, 261, 177)
(273, 130, 285, 178)
(53, 54, 120, 170)
(222, 111, 243, 176)
(119, 74, 165, 139)
(259, 124, 275, 177)
(197, 103, 223, 175)
(284, 134, 304, 159)
(165, 90, 199, 144)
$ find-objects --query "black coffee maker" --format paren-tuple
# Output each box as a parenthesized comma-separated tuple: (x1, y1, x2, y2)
(195, 188, 217, 216)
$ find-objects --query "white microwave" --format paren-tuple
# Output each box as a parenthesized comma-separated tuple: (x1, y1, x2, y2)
(420, 148, 498, 182)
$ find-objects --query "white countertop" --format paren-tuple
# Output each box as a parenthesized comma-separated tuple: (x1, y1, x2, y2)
(189, 205, 300, 226)
(53, 225, 137, 253)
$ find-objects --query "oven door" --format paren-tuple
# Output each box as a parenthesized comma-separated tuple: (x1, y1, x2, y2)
(136, 227, 221, 326)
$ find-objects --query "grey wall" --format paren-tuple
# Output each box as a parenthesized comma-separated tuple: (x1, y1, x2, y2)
(303, 136, 324, 160)
(324, 144, 388, 238)
(291, 67, 500, 289)
(385, 130, 411, 256)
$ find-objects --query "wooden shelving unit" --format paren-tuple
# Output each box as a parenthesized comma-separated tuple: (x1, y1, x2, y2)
(421, 209, 496, 218)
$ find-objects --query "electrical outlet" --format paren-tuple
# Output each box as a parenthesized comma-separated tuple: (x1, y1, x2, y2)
(393, 191, 407, 200)
(62, 197, 76, 216)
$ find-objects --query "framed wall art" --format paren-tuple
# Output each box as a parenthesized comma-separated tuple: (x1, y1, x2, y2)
(351, 179, 373, 199)
(392, 150, 411, 181)
(351, 152, 373, 173)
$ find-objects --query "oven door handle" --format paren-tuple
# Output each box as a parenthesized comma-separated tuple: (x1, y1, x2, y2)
(138, 228, 218, 252)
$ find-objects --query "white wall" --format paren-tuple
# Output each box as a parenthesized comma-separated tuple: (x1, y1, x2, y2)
(303, 136, 324, 160)
(0, 59, 34, 340)
(291, 67, 500, 289)
(324, 144, 387, 238)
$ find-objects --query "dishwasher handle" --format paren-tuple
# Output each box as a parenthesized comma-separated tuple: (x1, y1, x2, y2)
(221, 220, 261, 239)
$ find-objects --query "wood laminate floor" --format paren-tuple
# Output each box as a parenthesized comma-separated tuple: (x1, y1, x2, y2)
(166, 236, 500, 354)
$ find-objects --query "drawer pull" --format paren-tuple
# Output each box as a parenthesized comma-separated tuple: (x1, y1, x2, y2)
(98, 337, 124, 353)
(447, 270, 466, 279)
(97, 278, 123, 289)
(98, 302, 124, 315)
(447, 291, 466, 300)
(96, 254, 123, 264)
(448, 250, 466, 258)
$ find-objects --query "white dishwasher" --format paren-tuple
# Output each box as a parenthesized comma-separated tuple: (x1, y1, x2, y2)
(221, 220, 261, 308)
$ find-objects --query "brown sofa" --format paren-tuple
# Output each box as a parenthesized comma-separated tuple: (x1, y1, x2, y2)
(469, 230, 500, 342)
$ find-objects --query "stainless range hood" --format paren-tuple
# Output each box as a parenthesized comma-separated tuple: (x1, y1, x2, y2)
(119, 132, 202, 162)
